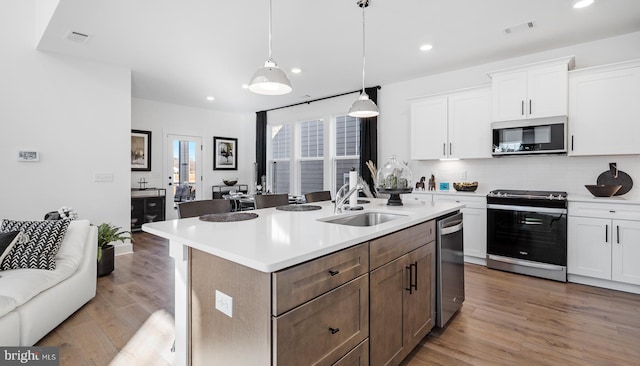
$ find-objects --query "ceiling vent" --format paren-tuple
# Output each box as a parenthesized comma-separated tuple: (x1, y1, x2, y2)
(64, 30, 91, 43)
(504, 20, 536, 35)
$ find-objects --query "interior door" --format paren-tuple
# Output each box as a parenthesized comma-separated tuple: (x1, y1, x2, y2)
(166, 134, 202, 220)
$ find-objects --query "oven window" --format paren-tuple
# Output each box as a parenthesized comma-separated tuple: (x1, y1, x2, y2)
(487, 208, 567, 265)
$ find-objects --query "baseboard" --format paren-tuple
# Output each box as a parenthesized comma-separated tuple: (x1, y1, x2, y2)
(114, 241, 133, 255)
(568, 274, 640, 295)
(464, 256, 486, 266)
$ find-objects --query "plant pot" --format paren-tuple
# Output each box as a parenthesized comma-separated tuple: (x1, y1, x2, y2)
(97, 244, 115, 277)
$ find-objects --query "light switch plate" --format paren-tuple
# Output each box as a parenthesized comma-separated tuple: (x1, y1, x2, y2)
(215, 290, 233, 318)
(94, 172, 114, 182)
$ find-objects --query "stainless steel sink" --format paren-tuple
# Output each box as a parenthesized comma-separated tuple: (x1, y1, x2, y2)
(320, 211, 406, 227)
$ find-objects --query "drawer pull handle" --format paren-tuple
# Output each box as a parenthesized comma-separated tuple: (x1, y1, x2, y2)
(328, 270, 340, 276)
(411, 262, 418, 291)
(329, 327, 340, 335)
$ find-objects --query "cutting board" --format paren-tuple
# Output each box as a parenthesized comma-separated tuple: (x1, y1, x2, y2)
(596, 163, 633, 196)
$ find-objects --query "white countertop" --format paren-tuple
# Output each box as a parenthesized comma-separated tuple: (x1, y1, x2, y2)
(568, 194, 640, 205)
(142, 198, 463, 273)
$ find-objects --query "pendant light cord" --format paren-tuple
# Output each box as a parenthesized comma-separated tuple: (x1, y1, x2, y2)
(268, 0, 273, 59)
(361, 1, 366, 94)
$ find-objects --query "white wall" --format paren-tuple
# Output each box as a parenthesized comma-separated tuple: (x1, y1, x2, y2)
(131, 98, 254, 208)
(0, 0, 132, 252)
(378, 31, 640, 200)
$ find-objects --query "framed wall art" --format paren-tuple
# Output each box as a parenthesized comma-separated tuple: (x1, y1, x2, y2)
(213, 136, 237, 170)
(131, 129, 152, 171)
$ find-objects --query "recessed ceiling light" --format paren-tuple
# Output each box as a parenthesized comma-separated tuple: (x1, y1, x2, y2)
(291, 67, 302, 74)
(572, 0, 594, 9)
(419, 44, 433, 52)
(241, 84, 249, 89)
(206, 96, 215, 101)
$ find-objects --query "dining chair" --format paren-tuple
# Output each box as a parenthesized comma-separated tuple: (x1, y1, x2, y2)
(177, 199, 232, 218)
(304, 191, 332, 203)
(254, 193, 289, 209)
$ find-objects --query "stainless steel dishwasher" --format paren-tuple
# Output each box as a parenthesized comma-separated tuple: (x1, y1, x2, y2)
(436, 211, 465, 328)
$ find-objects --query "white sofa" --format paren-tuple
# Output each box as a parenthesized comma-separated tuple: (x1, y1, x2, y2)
(0, 219, 97, 346)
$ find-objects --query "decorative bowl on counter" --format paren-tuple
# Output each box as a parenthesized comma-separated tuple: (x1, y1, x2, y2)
(453, 182, 478, 192)
(584, 184, 622, 197)
(223, 179, 238, 186)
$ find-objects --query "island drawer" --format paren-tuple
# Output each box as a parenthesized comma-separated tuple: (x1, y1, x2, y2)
(272, 243, 369, 316)
(370, 220, 435, 270)
(272, 275, 369, 366)
(333, 339, 369, 366)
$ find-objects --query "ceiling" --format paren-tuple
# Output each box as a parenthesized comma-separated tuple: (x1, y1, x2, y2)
(37, 0, 640, 114)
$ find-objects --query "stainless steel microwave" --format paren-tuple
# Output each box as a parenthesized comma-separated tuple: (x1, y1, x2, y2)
(491, 117, 567, 156)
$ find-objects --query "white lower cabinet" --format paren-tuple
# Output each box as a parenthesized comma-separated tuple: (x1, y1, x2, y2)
(568, 201, 640, 290)
(611, 220, 640, 285)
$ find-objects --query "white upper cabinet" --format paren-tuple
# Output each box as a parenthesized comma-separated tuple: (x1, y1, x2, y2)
(488, 56, 574, 122)
(410, 96, 448, 160)
(448, 87, 492, 159)
(410, 86, 491, 160)
(568, 59, 640, 156)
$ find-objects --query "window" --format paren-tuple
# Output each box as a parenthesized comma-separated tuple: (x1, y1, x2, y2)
(299, 120, 324, 194)
(270, 124, 290, 194)
(265, 113, 361, 196)
(334, 115, 360, 191)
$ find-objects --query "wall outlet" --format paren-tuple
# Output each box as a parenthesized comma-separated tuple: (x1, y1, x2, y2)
(215, 290, 233, 318)
(460, 171, 467, 180)
(94, 172, 114, 182)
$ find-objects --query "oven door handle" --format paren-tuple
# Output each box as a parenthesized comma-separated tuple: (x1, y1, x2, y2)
(487, 204, 567, 215)
(487, 255, 566, 271)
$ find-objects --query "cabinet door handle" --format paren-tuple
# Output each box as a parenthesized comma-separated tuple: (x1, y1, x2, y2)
(329, 327, 340, 335)
(529, 99, 532, 115)
(521, 100, 524, 116)
(571, 135, 574, 151)
(412, 262, 418, 291)
(605, 225, 608, 243)
(617, 225, 620, 244)
(443, 143, 446, 156)
(449, 143, 452, 156)
(328, 270, 340, 276)
(405, 266, 413, 294)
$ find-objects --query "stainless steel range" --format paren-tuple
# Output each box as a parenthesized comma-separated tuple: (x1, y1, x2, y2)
(486, 189, 568, 282)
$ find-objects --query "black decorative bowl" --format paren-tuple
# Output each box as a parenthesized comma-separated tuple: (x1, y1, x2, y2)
(377, 188, 413, 206)
(223, 179, 238, 186)
(453, 182, 478, 192)
(585, 184, 622, 197)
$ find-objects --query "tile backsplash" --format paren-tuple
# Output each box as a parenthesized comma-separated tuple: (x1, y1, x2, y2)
(409, 155, 640, 199)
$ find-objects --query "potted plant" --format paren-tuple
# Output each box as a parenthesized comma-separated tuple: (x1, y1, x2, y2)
(97, 223, 132, 277)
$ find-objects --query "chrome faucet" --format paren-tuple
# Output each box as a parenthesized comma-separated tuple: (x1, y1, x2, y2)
(334, 177, 375, 213)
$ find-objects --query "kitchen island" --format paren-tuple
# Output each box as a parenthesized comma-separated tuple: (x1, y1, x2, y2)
(143, 198, 463, 366)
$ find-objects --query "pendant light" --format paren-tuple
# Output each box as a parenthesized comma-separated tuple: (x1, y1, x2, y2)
(249, 0, 292, 95)
(348, 0, 379, 118)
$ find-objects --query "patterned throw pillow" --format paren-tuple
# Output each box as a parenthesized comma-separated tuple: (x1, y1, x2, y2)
(0, 219, 71, 271)
(0, 231, 28, 264)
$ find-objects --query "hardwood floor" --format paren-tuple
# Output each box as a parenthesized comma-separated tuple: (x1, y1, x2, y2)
(38, 232, 640, 366)
(37, 232, 176, 366)
(402, 265, 640, 366)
